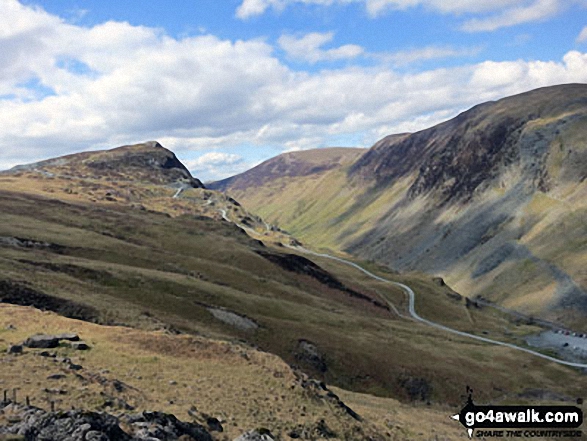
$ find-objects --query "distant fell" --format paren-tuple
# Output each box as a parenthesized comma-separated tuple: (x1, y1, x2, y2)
(209, 147, 365, 192)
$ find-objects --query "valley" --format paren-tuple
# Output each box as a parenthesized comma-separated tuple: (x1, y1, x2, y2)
(211, 84, 587, 332)
(1, 85, 587, 440)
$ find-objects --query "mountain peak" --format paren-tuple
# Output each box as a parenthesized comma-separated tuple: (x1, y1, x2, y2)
(8, 142, 205, 189)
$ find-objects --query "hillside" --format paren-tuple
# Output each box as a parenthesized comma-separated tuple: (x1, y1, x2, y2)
(212, 84, 587, 329)
(1, 140, 587, 439)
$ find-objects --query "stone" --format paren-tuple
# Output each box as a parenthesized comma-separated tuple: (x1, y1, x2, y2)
(234, 429, 275, 441)
(24, 335, 61, 349)
(47, 374, 67, 380)
(70, 341, 90, 350)
(7, 344, 23, 354)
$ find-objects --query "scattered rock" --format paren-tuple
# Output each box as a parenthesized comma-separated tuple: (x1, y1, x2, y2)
(7, 344, 23, 354)
(121, 411, 213, 441)
(293, 370, 361, 421)
(38, 351, 56, 358)
(47, 374, 67, 380)
(208, 308, 258, 331)
(43, 388, 68, 395)
(70, 341, 90, 350)
(295, 340, 327, 373)
(234, 428, 275, 441)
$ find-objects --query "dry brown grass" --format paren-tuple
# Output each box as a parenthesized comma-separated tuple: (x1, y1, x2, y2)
(0, 304, 392, 440)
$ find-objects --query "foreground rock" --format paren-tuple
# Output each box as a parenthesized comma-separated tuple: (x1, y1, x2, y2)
(0, 401, 213, 441)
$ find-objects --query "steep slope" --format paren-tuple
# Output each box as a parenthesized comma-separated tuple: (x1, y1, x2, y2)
(214, 84, 587, 328)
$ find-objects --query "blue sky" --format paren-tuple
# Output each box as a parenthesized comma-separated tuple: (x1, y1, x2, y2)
(2, 0, 587, 181)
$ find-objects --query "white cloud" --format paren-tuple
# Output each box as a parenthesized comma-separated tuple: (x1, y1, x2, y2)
(236, 0, 340, 19)
(2, 0, 587, 181)
(461, 0, 561, 32)
(184, 152, 256, 181)
(186, 152, 243, 168)
(577, 26, 587, 43)
(379, 45, 481, 66)
(278, 32, 363, 63)
(236, 0, 569, 31)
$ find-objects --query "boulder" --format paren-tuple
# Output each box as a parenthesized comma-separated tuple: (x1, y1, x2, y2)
(24, 335, 61, 348)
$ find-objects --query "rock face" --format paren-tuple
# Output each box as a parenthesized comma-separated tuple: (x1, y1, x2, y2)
(0, 402, 213, 441)
(83, 141, 204, 189)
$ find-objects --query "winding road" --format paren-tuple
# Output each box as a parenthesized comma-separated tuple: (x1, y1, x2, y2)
(213, 203, 587, 369)
(285, 245, 587, 369)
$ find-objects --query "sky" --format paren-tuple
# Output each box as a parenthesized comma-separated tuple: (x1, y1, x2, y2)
(1, 0, 587, 181)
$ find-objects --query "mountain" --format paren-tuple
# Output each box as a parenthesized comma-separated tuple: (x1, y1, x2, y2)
(9, 141, 204, 189)
(211, 84, 587, 329)
(2, 139, 586, 439)
(211, 147, 366, 192)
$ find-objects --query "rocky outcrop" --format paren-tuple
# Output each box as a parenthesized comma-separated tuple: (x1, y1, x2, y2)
(0, 401, 213, 441)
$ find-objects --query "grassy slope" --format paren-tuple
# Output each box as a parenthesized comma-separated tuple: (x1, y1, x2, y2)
(0, 305, 390, 441)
